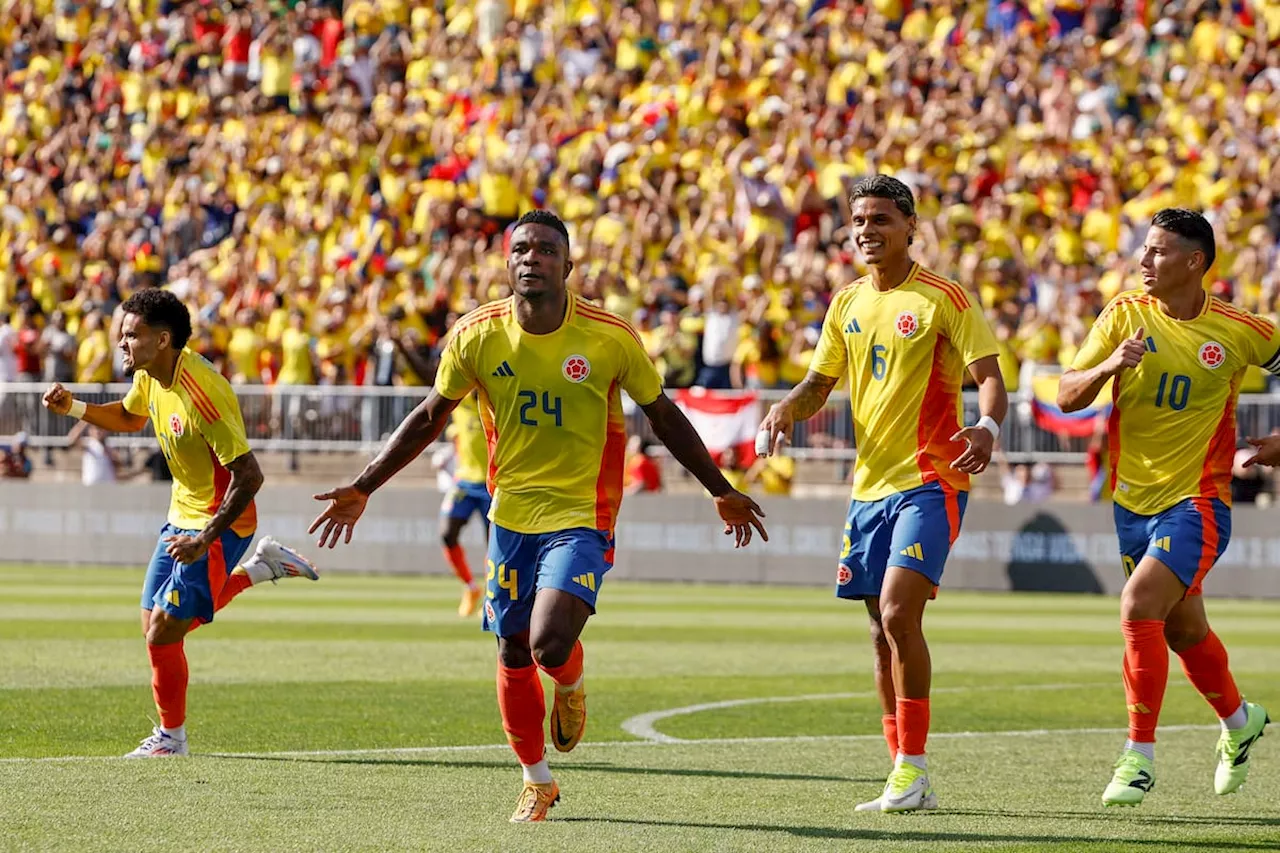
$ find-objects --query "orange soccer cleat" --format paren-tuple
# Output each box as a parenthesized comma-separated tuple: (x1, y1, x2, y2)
(509, 781, 560, 822)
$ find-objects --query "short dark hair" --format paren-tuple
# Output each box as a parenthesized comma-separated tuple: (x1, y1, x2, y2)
(513, 209, 570, 251)
(1151, 208, 1215, 273)
(848, 175, 917, 218)
(120, 288, 193, 351)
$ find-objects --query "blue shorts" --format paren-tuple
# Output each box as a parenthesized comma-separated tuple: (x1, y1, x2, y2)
(837, 482, 968, 600)
(140, 523, 255, 624)
(481, 525, 614, 637)
(441, 480, 492, 523)
(1114, 498, 1231, 597)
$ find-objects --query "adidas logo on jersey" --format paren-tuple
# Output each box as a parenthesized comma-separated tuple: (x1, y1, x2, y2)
(571, 573, 597, 592)
(845, 319, 862, 334)
(492, 361, 515, 378)
(899, 543, 924, 560)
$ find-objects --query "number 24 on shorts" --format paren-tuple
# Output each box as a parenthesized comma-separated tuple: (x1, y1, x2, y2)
(487, 559, 518, 600)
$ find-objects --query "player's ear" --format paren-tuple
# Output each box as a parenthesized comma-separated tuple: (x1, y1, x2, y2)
(157, 328, 172, 351)
(563, 257, 574, 281)
(907, 214, 918, 247)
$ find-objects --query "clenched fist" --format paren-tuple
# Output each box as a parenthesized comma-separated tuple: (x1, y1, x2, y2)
(42, 383, 73, 416)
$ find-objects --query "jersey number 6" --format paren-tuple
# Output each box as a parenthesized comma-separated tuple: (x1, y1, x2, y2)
(518, 390, 563, 427)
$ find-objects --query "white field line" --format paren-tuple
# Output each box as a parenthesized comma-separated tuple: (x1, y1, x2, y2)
(1, 681, 1217, 764)
(619, 681, 1121, 742)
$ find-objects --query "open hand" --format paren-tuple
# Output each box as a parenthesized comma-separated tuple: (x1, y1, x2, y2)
(163, 534, 210, 565)
(1241, 435, 1280, 469)
(310, 485, 370, 548)
(714, 490, 769, 548)
(950, 425, 995, 475)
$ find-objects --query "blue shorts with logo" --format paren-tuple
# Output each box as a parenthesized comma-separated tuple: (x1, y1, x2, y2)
(482, 524, 614, 637)
(837, 482, 968, 600)
(441, 480, 492, 523)
(1114, 497, 1231, 597)
(140, 523, 255, 624)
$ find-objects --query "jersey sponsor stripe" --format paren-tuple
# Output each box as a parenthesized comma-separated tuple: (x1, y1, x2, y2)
(1189, 497, 1221, 595)
(179, 375, 221, 423)
(451, 302, 512, 339)
(1107, 376, 1123, 497)
(1262, 346, 1280, 374)
(916, 269, 970, 310)
(1210, 303, 1273, 340)
(915, 337, 967, 492)
(915, 270, 967, 311)
(940, 479, 962, 544)
(594, 381, 627, 531)
(577, 303, 645, 347)
(204, 535, 228, 607)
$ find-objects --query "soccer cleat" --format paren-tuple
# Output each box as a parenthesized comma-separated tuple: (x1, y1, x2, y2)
(124, 727, 188, 758)
(1215, 701, 1269, 795)
(855, 789, 938, 813)
(1102, 749, 1155, 806)
(509, 781, 560, 822)
(250, 536, 320, 583)
(550, 681, 587, 753)
(458, 586, 481, 618)
(879, 762, 937, 813)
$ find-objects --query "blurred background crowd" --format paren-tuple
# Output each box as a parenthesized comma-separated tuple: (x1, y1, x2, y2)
(0, 0, 1278, 437)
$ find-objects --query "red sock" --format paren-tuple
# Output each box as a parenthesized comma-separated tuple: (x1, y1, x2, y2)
(216, 572, 254, 611)
(147, 642, 189, 729)
(1176, 630, 1242, 719)
(1122, 619, 1168, 742)
(896, 697, 930, 756)
(497, 662, 546, 766)
(539, 641, 584, 687)
(444, 544, 474, 586)
(881, 713, 899, 762)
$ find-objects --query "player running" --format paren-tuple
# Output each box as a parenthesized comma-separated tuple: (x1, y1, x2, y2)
(1059, 208, 1272, 807)
(42, 288, 317, 758)
(437, 392, 490, 617)
(756, 176, 1007, 813)
(310, 210, 767, 823)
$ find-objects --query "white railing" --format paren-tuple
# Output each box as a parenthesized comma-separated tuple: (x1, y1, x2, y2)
(5, 381, 1280, 464)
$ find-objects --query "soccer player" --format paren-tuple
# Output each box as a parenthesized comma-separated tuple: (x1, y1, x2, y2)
(439, 392, 490, 617)
(310, 210, 767, 822)
(1058, 208, 1272, 807)
(756, 176, 1007, 813)
(41, 288, 318, 758)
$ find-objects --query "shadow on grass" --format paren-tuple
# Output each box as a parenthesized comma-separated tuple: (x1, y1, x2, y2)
(209, 754, 875, 784)
(946, 807, 1280, 829)
(554, 816, 1280, 848)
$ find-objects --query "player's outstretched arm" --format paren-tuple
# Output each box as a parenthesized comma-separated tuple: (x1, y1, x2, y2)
(640, 393, 768, 548)
(310, 388, 462, 548)
(165, 452, 264, 565)
(41, 383, 148, 432)
(755, 371, 839, 457)
(1058, 326, 1145, 413)
(950, 355, 1008, 475)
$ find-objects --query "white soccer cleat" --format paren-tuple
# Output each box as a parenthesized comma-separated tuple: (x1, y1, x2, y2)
(124, 727, 188, 758)
(249, 536, 319, 583)
(878, 762, 938, 813)
(854, 790, 938, 812)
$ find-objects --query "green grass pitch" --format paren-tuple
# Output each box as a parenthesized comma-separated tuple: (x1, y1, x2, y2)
(2, 563, 1279, 852)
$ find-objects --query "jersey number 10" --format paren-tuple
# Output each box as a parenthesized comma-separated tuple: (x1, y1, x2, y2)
(518, 390, 563, 427)
(1153, 372, 1191, 411)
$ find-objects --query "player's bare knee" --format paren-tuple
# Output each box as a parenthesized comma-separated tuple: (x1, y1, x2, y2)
(867, 616, 890, 651)
(530, 632, 573, 670)
(879, 602, 922, 644)
(497, 636, 534, 669)
(1164, 619, 1208, 653)
(145, 615, 186, 646)
(440, 528, 460, 548)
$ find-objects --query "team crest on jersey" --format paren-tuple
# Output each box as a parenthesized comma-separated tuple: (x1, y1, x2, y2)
(562, 355, 591, 383)
(895, 311, 919, 338)
(1199, 341, 1226, 369)
(837, 565, 852, 585)
(484, 600, 496, 623)
(169, 414, 184, 437)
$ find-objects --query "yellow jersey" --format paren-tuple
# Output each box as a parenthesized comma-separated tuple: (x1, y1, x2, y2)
(810, 263, 1000, 501)
(435, 296, 664, 535)
(448, 393, 489, 485)
(1072, 292, 1280, 515)
(122, 348, 257, 536)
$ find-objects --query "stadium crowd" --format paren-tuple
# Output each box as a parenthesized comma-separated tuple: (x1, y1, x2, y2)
(0, 0, 1278, 408)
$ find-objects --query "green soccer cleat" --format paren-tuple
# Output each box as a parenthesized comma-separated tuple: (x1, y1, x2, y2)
(1102, 749, 1155, 807)
(1215, 701, 1269, 795)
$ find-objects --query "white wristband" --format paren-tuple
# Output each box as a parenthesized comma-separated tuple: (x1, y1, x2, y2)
(976, 415, 1000, 441)
(68, 399, 87, 420)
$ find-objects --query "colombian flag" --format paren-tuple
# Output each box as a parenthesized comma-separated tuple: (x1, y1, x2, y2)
(1029, 374, 1112, 438)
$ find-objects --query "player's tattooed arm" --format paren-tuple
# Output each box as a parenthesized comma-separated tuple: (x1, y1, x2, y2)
(756, 371, 838, 456)
(198, 452, 264, 545)
(353, 389, 463, 495)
